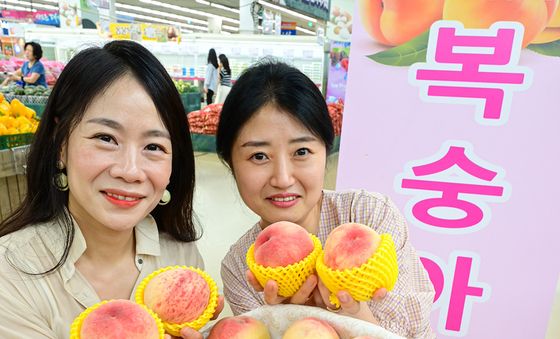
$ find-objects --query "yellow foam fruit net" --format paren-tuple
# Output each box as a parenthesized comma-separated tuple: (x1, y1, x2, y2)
(246, 234, 322, 298)
(135, 265, 219, 337)
(316, 233, 399, 307)
(69, 299, 165, 339)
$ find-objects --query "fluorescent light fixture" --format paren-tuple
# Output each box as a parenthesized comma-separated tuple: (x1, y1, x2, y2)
(195, 0, 210, 5)
(296, 26, 314, 35)
(116, 3, 207, 25)
(210, 3, 239, 14)
(2, 0, 57, 10)
(0, 3, 32, 11)
(257, 0, 317, 23)
(116, 10, 209, 31)
(222, 25, 239, 32)
(139, 0, 239, 24)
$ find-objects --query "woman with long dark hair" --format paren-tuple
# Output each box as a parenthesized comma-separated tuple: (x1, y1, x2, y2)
(216, 53, 232, 104)
(0, 40, 222, 338)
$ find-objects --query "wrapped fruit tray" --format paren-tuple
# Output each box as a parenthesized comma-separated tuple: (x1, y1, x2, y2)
(201, 304, 405, 339)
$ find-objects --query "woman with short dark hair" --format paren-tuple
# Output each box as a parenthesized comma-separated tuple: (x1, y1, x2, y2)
(216, 59, 435, 338)
(1, 41, 47, 87)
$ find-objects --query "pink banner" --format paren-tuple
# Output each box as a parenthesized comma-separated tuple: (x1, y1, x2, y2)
(338, 2, 560, 338)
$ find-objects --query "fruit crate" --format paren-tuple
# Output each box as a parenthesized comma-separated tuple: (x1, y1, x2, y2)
(0, 133, 34, 150)
(181, 92, 202, 114)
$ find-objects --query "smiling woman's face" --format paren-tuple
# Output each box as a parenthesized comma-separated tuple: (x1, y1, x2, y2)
(230, 104, 327, 233)
(62, 74, 172, 234)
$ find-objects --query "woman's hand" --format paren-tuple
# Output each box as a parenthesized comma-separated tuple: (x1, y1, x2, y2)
(246, 270, 318, 306)
(163, 295, 224, 339)
(316, 279, 387, 325)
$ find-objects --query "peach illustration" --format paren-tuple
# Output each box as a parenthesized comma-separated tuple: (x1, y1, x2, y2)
(143, 267, 210, 324)
(533, 2, 560, 43)
(254, 221, 314, 268)
(79, 300, 161, 339)
(207, 315, 271, 339)
(323, 223, 381, 270)
(282, 317, 340, 339)
(359, 0, 445, 46)
(443, 0, 559, 47)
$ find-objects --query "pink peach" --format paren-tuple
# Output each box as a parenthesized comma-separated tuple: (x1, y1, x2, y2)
(208, 315, 271, 339)
(80, 300, 160, 339)
(254, 221, 314, 268)
(323, 223, 381, 270)
(282, 317, 340, 339)
(143, 268, 209, 324)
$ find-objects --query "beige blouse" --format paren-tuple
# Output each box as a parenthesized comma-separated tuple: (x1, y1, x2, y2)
(0, 215, 204, 339)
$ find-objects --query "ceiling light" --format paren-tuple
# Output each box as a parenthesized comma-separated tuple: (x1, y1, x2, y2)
(296, 26, 315, 35)
(210, 3, 239, 14)
(222, 25, 239, 32)
(195, 0, 210, 5)
(116, 3, 207, 25)
(2, 0, 56, 10)
(0, 3, 32, 11)
(257, 0, 317, 23)
(139, 0, 239, 24)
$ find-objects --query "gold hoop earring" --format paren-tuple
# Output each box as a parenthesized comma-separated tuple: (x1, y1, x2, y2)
(54, 172, 69, 191)
(159, 189, 171, 205)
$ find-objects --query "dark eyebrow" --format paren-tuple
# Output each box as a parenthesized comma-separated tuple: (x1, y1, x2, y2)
(241, 136, 318, 148)
(87, 118, 170, 139)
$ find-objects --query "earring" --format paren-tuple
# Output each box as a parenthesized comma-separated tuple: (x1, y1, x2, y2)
(54, 160, 69, 191)
(54, 172, 69, 191)
(159, 189, 171, 205)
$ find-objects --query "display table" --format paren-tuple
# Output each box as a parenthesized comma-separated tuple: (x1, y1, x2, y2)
(0, 145, 28, 221)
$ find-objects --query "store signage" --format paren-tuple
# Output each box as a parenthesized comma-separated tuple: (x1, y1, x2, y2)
(281, 21, 297, 35)
(109, 23, 132, 40)
(338, 15, 560, 339)
(285, 0, 330, 21)
(0, 10, 60, 27)
(326, 41, 349, 103)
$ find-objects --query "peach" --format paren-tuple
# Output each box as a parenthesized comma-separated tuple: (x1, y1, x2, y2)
(79, 300, 160, 339)
(533, 1, 560, 43)
(323, 223, 381, 270)
(208, 315, 271, 339)
(143, 267, 209, 324)
(359, 0, 445, 46)
(443, 0, 559, 47)
(282, 317, 339, 339)
(254, 221, 314, 268)
(353, 336, 382, 339)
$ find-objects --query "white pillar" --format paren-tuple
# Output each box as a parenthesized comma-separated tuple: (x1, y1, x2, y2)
(239, 0, 255, 34)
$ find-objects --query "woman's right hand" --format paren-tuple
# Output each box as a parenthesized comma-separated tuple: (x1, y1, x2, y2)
(246, 270, 318, 306)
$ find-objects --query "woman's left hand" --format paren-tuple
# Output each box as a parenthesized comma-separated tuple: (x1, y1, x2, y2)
(163, 295, 224, 339)
(316, 279, 387, 325)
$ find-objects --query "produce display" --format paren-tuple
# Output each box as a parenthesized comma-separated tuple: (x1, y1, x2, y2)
(0, 84, 51, 97)
(174, 80, 200, 94)
(187, 103, 222, 135)
(246, 221, 322, 297)
(327, 101, 344, 136)
(0, 95, 39, 136)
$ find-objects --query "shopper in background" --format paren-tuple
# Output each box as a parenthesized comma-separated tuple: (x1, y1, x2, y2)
(203, 48, 219, 105)
(0, 40, 222, 339)
(216, 53, 232, 104)
(216, 60, 435, 338)
(1, 41, 48, 88)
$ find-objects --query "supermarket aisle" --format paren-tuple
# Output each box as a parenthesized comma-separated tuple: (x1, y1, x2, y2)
(192, 151, 338, 317)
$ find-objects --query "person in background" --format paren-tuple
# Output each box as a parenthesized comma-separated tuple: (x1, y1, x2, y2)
(216, 60, 435, 338)
(216, 53, 232, 104)
(1, 41, 48, 88)
(203, 48, 219, 105)
(0, 40, 222, 339)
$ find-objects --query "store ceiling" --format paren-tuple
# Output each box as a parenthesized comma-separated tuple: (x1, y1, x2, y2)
(3, 0, 320, 35)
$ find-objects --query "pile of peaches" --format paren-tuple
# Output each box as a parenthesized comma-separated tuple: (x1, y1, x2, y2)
(70, 222, 397, 338)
